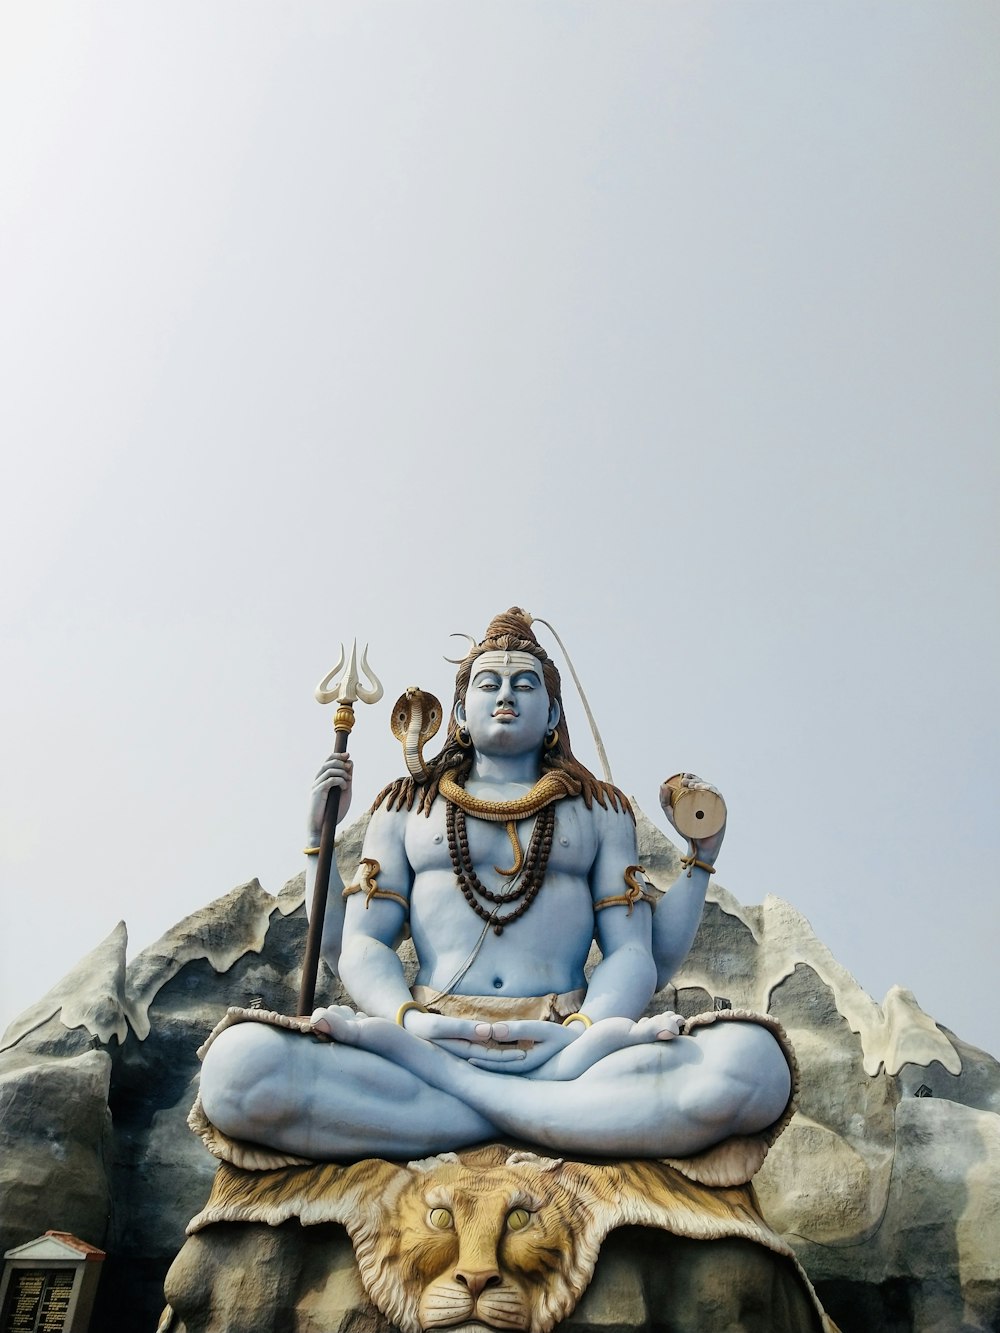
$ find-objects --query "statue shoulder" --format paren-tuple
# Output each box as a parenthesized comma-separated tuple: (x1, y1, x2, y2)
(590, 794, 637, 840)
(371, 774, 426, 816)
(357, 792, 418, 892)
(584, 780, 634, 822)
(362, 786, 428, 864)
(578, 788, 639, 876)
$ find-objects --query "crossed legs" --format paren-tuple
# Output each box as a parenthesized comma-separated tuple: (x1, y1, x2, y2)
(199, 1014, 791, 1162)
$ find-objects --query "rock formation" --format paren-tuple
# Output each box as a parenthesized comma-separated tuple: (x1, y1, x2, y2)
(1, 808, 997, 1331)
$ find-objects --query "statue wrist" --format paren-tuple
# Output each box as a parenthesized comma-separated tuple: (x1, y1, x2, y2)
(680, 851, 717, 876)
(395, 1001, 425, 1029)
(561, 1012, 592, 1031)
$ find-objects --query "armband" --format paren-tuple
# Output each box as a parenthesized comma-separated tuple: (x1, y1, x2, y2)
(594, 865, 658, 915)
(343, 858, 409, 911)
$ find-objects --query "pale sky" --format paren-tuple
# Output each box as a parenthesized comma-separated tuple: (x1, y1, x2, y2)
(1, 3, 997, 1056)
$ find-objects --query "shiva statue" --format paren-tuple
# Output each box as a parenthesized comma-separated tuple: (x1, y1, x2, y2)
(197, 608, 793, 1164)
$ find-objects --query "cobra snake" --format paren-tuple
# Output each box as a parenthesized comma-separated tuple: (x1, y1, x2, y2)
(390, 686, 444, 782)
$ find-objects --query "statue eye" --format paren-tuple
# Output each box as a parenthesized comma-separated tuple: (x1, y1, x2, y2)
(506, 1208, 531, 1232)
(429, 1208, 453, 1230)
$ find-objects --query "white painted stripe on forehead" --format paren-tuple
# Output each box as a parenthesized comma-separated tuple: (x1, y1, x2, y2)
(472, 650, 544, 677)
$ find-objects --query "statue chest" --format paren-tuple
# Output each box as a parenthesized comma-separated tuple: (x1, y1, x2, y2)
(403, 798, 598, 880)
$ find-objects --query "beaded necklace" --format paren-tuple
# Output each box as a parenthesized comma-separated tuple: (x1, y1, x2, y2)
(445, 799, 557, 935)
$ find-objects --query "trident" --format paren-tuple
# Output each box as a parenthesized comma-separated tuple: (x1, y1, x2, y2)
(297, 641, 383, 1016)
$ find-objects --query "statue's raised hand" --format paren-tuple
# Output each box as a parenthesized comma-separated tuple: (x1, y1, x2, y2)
(307, 752, 354, 842)
(659, 772, 727, 864)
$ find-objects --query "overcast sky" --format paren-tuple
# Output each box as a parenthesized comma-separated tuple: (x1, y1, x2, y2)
(1, 2, 997, 1057)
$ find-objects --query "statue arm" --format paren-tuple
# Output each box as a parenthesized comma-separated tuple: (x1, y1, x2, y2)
(585, 807, 658, 1021)
(335, 805, 414, 1018)
(651, 774, 728, 988)
(649, 866, 710, 990)
(305, 753, 355, 975)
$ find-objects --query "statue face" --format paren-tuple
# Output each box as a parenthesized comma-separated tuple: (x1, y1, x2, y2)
(456, 652, 558, 758)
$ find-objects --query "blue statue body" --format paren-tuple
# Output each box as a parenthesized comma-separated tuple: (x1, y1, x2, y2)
(199, 609, 791, 1162)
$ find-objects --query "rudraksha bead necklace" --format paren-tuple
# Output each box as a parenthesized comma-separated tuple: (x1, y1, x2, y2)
(445, 800, 556, 934)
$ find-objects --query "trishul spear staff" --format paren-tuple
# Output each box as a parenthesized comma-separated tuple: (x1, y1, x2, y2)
(297, 641, 383, 1017)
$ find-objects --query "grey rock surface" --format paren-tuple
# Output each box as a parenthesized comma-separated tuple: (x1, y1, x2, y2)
(160, 1221, 828, 1333)
(0, 1047, 114, 1250)
(1, 920, 130, 1051)
(1, 806, 997, 1331)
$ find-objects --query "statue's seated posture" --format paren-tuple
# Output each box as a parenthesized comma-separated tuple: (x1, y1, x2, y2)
(199, 610, 792, 1165)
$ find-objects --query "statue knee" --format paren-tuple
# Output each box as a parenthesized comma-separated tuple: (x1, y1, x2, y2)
(733, 1023, 792, 1126)
(199, 1024, 294, 1139)
(682, 1022, 792, 1135)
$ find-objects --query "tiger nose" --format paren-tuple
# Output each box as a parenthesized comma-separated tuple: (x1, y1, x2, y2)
(455, 1268, 501, 1300)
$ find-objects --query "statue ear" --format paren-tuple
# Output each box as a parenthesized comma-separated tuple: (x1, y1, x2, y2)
(454, 700, 467, 728)
(547, 699, 560, 731)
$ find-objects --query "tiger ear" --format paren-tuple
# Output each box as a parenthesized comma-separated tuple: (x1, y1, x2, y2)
(408, 1152, 461, 1174)
(505, 1150, 564, 1173)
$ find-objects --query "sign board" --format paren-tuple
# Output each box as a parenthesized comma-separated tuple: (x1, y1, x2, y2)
(1, 1269, 76, 1332)
(0, 1236, 104, 1333)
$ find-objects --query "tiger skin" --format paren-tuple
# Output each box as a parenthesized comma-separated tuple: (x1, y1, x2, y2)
(181, 1144, 836, 1333)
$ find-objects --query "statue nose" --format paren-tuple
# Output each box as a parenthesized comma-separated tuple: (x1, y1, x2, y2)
(454, 1268, 501, 1300)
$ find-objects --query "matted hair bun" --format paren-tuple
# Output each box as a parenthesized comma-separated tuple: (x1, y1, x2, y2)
(476, 607, 547, 659)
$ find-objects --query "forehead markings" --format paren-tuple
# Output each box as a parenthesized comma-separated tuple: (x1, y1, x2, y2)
(473, 649, 543, 675)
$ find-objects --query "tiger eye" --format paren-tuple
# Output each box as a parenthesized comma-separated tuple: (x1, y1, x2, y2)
(429, 1207, 453, 1230)
(507, 1208, 531, 1232)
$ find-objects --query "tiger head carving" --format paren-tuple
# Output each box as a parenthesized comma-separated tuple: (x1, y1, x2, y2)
(341, 1146, 611, 1333)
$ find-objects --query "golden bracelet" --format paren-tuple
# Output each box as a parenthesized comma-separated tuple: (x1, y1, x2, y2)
(303, 846, 321, 856)
(562, 1012, 593, 1029)
(395, 1001, 425, 1028)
